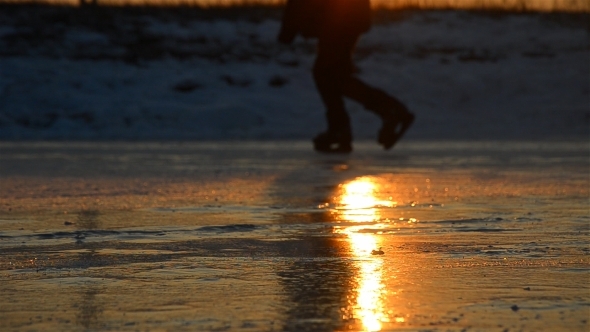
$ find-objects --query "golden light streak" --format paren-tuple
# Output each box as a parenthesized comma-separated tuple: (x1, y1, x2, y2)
(336, 177, 395, 225)
(351, 233, 385, 331)
(335, 177, 389, 331)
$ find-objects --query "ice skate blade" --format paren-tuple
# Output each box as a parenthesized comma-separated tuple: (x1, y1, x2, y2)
(312, 132, 353, 154)
(313, 141, 352, 154)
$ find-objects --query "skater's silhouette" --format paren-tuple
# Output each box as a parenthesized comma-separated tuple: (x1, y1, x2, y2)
(278, 0, 414, 153)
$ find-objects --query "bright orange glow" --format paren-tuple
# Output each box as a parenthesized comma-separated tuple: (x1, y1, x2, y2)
(336, 177, 395, 225)
(334, 177, 388, 331)
(355, 255, 384, 331)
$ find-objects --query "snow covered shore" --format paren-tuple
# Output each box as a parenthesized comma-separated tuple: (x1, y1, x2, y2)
(0, 5, 588, 140)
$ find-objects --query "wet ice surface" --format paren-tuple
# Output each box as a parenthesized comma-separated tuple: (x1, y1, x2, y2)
(0, 141, 588, 331)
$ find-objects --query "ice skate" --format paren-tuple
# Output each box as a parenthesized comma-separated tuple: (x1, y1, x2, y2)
(313, 131, 353, 153)
(378, 111, 415, 150)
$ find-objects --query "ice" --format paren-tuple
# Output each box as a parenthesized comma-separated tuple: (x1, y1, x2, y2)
(0, 140, 588, 331)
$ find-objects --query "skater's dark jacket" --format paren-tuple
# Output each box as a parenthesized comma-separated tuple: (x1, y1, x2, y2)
(277, 0, 371, 44)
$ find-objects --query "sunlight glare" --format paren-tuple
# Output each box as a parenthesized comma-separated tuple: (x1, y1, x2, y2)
(337, 177, 394, 224)
(335, 177, 389, 331)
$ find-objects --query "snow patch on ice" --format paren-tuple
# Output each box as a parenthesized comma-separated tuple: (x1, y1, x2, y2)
(0, 10, 587, 140)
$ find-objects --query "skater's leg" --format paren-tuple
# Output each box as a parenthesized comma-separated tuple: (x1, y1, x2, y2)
(342, 76, 415, 150)
(313, 34, 357, 136)
(344, 77, 409, 118)
(312, 65, 352, 153)
(312, 62, 351, 136)
(311, 34, 357, 152)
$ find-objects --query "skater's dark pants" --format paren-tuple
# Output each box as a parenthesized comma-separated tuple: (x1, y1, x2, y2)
(313, 33, 408, 134)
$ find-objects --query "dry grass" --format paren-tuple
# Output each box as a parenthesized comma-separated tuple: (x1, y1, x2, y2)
(0, 0, 589, 12)
(374, 0, 590, 12)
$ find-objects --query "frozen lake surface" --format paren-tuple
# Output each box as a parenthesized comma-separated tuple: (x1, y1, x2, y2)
(0, 141, 588, 331)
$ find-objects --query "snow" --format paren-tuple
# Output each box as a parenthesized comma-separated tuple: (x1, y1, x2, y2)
(0, 7, 588, 141)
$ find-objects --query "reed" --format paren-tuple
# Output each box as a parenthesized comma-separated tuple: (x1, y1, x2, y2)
(373, 0, 590, 12)
(1, 0, 588, 12)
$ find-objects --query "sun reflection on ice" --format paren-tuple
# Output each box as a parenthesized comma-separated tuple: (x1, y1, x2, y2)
(337, 176, 395, 224)
(352, 233, 385, 331)
(334, 177, 392, 331)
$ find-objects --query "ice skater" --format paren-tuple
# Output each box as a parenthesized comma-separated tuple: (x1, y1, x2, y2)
(278, 0, 414, 153)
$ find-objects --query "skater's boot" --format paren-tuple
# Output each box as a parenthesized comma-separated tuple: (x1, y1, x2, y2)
(315, 109, 353, 153)
(313, 130, 352, 153)
(356, 88, 414, 150)
(378, 110, 415, 150)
